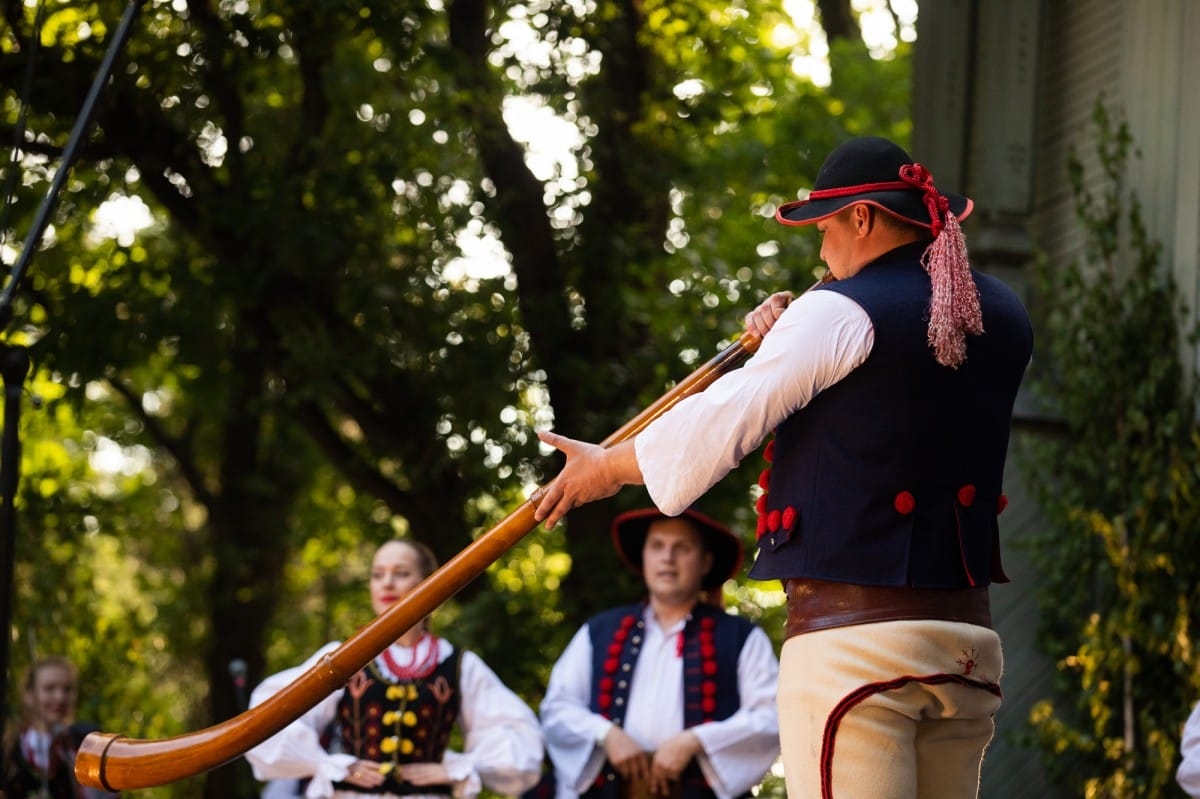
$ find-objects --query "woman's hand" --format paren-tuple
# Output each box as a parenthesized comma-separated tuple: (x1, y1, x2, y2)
(344, 760, 386, 789)
(402, 762, 452, 786)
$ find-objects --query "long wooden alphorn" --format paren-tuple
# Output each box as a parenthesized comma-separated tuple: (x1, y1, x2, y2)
(75, 329, 765, 792)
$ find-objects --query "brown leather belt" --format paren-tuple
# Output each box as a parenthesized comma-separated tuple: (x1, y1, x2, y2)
(783, 577, 991, 639)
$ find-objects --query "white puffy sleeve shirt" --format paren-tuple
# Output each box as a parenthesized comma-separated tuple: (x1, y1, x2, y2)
(1178, 700, 1200, 796)
(244, 637, 544, 799)
(539, 606, 780, 799)
(636, 289, 873, 515)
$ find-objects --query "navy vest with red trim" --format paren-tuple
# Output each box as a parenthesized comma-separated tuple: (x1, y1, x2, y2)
(748, 243, 1033, 588)
(582, 602, 753, 799)
(333, 648, 463, 795)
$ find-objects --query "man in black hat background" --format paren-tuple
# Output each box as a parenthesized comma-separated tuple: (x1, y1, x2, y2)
(538, 508, 779, 799)
(530, 136, 1033, 798)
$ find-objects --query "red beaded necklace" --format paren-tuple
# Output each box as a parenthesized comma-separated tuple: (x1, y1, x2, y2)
(379, 634, 441, 681)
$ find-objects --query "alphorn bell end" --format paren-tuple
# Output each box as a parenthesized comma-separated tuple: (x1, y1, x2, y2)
(76, 731, 122, 792)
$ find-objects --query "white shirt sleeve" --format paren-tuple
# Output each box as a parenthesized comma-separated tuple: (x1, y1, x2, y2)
(689, 626, 780, 799)
(242, 642, 356, 799)
(539, 626, 613, 799)
(1178, 700, 1200, 796)
(453, 648, 546, 797)
(635, 288, 873, 516)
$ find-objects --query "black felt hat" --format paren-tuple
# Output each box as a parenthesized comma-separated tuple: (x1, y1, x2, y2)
(611, 507, 743, 591)
(776, 136, 973, 229)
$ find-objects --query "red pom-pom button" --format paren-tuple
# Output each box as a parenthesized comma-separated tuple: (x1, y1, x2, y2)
(894, 491, 916, 515)
(767, 509, 781, 532)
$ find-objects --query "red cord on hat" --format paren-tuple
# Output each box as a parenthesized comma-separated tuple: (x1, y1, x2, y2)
(898, 164, 949, 237)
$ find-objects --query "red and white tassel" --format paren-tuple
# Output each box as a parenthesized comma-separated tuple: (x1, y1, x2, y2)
(922, 210, 983, 368)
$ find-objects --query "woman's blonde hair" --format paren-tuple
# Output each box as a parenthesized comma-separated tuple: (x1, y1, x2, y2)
(388, 538, 438, 579)
(22, 655, 78, 694)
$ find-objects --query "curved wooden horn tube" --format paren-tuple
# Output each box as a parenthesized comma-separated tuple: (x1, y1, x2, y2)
(76, 329, 764, 792)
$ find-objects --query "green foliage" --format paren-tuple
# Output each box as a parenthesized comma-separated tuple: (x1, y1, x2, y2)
(1018, 101, 1200, 797)
(6, 370, 211, 799)
(3, 1, 910, 796)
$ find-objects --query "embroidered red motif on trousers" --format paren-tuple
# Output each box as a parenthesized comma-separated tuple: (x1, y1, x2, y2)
(954, 505, 977, 587)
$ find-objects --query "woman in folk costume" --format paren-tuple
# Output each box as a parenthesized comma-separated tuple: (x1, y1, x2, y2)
(245, 539, 544, 799)
(3, 656, 118, 799)
(530, 136, 1034, 798)
(539, 507, 779, 799)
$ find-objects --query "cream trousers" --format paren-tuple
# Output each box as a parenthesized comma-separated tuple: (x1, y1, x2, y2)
(778, 619, 1003, 799)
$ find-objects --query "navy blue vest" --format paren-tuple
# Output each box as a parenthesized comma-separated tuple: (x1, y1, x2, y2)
(582, 602, 753, 799)
(748, 243, 1033, 588)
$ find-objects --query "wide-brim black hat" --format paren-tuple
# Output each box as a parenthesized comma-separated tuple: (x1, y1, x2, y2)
(611, 507, 743, 591)
(776, 136, 973, 229)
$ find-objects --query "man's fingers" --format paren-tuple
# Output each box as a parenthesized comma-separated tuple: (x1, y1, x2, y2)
(538, 429, 573, 453)
(745, 291, 794, 337)
(627, 753, 651, 784)
(532, 429, 609, 528)
(531, 481, 572, 527)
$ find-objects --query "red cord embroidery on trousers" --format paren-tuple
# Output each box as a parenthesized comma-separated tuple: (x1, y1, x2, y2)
(819, 673, 1003, 799)
(955, 506, 977, 587)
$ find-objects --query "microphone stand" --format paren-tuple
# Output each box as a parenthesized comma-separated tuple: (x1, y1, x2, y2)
(0, 0, 148, 777)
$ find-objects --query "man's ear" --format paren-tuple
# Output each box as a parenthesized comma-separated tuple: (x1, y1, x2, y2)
(852, 203, 874, 236)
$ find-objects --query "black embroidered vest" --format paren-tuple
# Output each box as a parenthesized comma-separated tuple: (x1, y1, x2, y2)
(333, 647, 463, 795)
(3, 724, 95, 799)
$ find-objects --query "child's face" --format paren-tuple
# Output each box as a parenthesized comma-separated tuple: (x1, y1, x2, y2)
(25, 664, 76, 728)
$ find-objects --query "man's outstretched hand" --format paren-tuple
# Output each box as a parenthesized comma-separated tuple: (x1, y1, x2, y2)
(531, 434, 642, 529)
